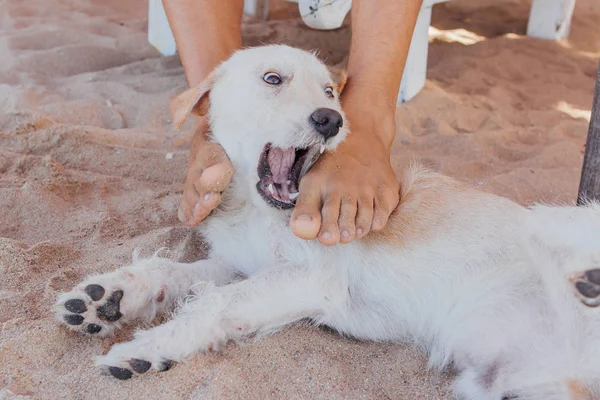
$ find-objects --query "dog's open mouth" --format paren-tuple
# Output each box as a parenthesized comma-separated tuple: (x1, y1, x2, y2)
(257, 143, 324, 209)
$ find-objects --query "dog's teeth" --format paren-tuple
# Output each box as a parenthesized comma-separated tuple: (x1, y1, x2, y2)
(320, 145, 325, 154)
(289, 192, 299, 200)
(268, 184, 275, 194)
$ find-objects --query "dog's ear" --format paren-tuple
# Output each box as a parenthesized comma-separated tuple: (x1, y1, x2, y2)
(170, 72, 216, 129)
(328, 66, 348, 95)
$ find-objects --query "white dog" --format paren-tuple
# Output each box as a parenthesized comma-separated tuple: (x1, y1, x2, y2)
(55, 45, 600, 400)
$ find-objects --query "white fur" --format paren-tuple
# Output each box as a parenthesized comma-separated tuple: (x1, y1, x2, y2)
(55, 45, 600, 399)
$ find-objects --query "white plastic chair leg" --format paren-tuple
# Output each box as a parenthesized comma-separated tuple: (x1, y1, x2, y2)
(244, 0, 270, 20)
(526, 0, 576, 40)
(398, 5, 434, 103)
(148, 0, 177, 56)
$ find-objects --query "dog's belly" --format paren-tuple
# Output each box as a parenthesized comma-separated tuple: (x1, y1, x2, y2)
(321, 235, 544, 352)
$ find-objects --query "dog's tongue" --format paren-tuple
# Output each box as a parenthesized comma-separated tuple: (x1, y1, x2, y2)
(268, 147, 295, 184)
(267, 147, 296, 199)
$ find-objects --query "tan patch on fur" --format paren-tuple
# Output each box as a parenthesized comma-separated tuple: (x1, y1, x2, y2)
(566, 379, 593, 400)
(170, 72, 216, 129)
(363, 163, 473, 247)
(328, 67, 348, 94)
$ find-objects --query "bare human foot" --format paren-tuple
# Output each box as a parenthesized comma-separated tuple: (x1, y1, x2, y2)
(290, 98, 400, 246)
(289, 0, 420, 245)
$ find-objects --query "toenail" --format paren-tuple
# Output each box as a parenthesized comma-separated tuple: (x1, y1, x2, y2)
(64, 299, 87, 314)
(322, 232, 331, 240)
(295, 214, 313, 221)
(341, 230, 349, 238)
(109, 366, 133, 380)
(64, 314, 84, 325)
(129, 359, 152, 374)
(356, 228, 363, 235)
(203, 193, 215, 202)
(86, 324, 102, 334)
(85, 284, 105, 301)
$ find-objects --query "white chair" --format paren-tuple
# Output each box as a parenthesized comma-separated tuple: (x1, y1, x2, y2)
(148, 0, 577, 103)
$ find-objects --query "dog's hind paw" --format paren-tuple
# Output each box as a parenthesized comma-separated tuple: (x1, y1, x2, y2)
(571, 268, 600, 308)
(96, 335, 176, 380)
(100, 356, 174, 381)
(54, 267, 166, 336)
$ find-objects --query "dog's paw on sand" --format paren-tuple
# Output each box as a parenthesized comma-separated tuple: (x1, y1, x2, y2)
(96, 339, 175, 380)
(571, 268, 600, 308)
(54, 267, 166, 337)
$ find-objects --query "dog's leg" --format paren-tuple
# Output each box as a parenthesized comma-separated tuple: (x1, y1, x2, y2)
(54, 257, 236, 337)
(96, 265, 335, 380)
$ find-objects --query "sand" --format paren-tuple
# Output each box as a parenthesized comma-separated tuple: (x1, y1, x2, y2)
(0, 0, 599, 398)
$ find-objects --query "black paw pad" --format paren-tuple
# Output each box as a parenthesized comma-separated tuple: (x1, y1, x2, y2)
(97, 290, 124, 322)
(108, 366, 133, 380)
(129, 359, 151, 374)
(64, 314, 84, 326)
(85, 284, 105, 301)
(576, 281, 600, 299)
(64, 299, 87, 314)
(585, 269, 600, 285)
(86, 324, 102, 334)
(158, 360, 174, 372)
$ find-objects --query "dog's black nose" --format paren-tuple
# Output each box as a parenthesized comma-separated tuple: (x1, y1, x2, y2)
(310, 108, 343, 140)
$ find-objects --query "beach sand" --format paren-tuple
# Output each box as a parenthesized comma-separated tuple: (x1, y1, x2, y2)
(1, 0, 599, 398)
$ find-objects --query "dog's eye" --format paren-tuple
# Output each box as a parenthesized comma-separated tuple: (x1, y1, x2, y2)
(263, 72, 282, 85)
(325, 86, 334, 99)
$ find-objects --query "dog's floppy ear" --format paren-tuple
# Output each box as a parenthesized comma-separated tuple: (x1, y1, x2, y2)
(170, 72, 216, 129)
(328, 66, 348, 95)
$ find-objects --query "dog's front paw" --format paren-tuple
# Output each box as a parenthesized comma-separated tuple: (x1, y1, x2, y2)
(54, 268, 164, 336)
(571, 268, 600, 308)
(96, 338, 175, 380)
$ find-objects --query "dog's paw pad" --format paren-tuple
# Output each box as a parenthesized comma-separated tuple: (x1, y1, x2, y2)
(572, 268, 600, 308)
(85, 284, 105, 301)
(575, 281, 600, 298)
(86, 323, 103, 334)
(109, 366, 133, 380)
(129, 359, 151, 374)
(585, 268, 600, 285)
(96, 290, 124, 322)
(64, 314, 84, 325)
(64, 299, 87, 314)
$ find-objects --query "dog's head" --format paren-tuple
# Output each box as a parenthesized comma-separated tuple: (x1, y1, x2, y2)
(172, 45, 349, 210)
